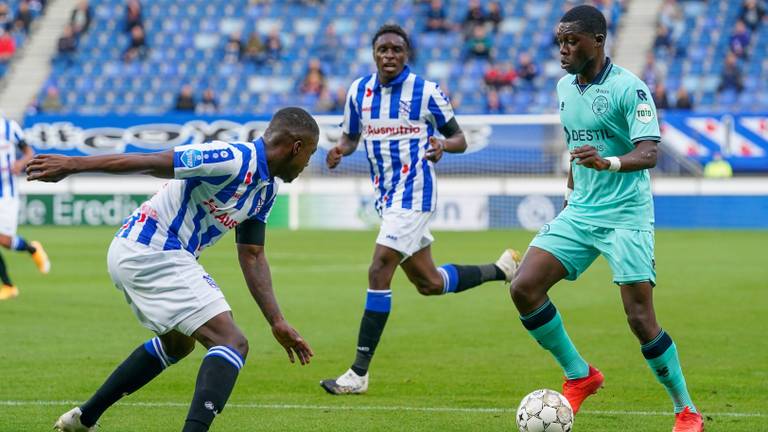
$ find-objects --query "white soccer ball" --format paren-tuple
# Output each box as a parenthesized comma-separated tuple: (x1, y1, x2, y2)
(515, 389, 574, 432)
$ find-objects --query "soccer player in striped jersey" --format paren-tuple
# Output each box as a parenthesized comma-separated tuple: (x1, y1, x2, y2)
(319, 24, 520, 395)
(0, 117, 50, 300)
(29, 107, 317, 432)
(509, 6, 702, 431)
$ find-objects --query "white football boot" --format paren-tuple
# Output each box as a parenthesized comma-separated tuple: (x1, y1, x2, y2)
(53, 407, 97, 431)
(496, 249, 522, 282)
(320, 368, 369, 395)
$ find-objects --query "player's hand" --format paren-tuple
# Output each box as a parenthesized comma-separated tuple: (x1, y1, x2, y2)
(271, 319, 314, 365)
(326, 146, 344, 169)
(425, 136, 445, 163)
(571, 145, 610, 171)
(25, 154, 75, 182)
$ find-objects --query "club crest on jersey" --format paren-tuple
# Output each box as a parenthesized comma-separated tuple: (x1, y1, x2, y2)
(180, 149, 203, 168)
(635, 103, 654, 124)
(592, 95, 609, 115)
(399, 99, 411, 116)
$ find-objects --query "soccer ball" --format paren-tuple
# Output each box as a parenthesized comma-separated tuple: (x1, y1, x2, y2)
(515, 389, 574, 432)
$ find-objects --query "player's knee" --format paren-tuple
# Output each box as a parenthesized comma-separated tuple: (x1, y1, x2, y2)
(510, 275, 538, 307)
(165, 338, 196, 360)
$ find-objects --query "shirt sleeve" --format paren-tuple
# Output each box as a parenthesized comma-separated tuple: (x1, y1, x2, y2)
(173, 141, 245, 181)
(623, 79, 661, 143)
(342, 80, 362, 136)
(9, 120, 26, 150)
(425, 82, 456, 130)
(252, 181, 279, 223)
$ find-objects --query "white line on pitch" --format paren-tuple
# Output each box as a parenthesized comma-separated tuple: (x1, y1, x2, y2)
(0, 400, 765, 418)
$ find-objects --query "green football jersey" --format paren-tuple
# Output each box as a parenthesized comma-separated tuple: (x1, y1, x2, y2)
(557, 59, 660, 230)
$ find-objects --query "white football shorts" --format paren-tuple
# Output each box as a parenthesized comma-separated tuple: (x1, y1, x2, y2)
(0, 197, 19, 236)
(376, 207, 435, 261)
(106, 237, 231, 336)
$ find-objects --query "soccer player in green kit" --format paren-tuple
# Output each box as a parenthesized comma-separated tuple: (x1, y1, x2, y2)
(508, 5, 703, 432)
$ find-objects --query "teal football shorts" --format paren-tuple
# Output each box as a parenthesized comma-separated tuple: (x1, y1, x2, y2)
(529, 213, 656, 286)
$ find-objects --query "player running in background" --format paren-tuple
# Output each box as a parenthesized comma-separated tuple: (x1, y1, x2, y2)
(0, 117, 50, 300)
(28, 107, 317, 432)
(507, 6, 703, 432)
(320, 24, 520, 395)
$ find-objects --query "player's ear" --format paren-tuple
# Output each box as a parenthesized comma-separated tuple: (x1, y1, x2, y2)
(594, 33, 605, 48)
(292, 139, 302, 155)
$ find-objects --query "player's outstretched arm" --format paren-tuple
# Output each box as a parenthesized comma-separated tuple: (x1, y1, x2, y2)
(326, 132, 360, 169)
(570, 140, 658, 172)
(26, 150, 175, 182)
(236, 242, 314, 365)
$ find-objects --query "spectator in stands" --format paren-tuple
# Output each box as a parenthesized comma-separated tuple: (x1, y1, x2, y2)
(224, 32, 243, 63)
(316, 23, 340, 64)
(425, 0, 450, 33)
(516, 52, 538, 85)
(641, 52, 665, 90)
(243, 31, 266, 65)
(464, 24, 493, 62)
(123, 25, 147, 62)
(675, 87, 693, 110)
(484, 62, 516, 89)
(196, 88, 219, 114)
(0, 27, 14, 62)
(653, 25, 673, 54)
(125, 0, 143, 33)
(729, 20, 751, 59)
(463, 0, 486, 33)
(487, 1, 503, 33)
(56, 24, 78, 64)
(718, 52, 745, 94)
(485, 89, 504, 114)
(174, 85, 196, 112)
(70, 0, 92, 37)
(653, 82, 670, 110)
(40, 86, 63, 113)
(739, 0, 766, 31)
(264, 28, 282, 63)
(0, 3, 12, 31)
(299, 58, 326, 96)
(15, 1, 32, 34)
(658, 0, 684, 41)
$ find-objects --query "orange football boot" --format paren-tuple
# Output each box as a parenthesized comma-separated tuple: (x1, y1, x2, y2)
(562, 365, 604, 413)
(673, 407, 704, 432)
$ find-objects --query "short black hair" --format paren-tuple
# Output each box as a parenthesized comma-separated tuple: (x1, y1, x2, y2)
(371, 24, 411, 50)
(560, 5, 607, 36)
(266, 107, 319, 142)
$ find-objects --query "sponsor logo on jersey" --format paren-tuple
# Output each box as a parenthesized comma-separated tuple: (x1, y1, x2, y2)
(635, 103, 654, 124)
(592, 95, 609, 115)
(202, 198, 239, 229)
(365, 124, 422, 136)
(565, 128, 616, 142)
(180, 149, 203, 168)
(636, 89, 648, 101)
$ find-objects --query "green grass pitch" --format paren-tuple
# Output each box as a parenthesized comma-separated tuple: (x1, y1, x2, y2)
(0, 227, 766, 431)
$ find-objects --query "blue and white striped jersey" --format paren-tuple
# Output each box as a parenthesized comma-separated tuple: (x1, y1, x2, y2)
(0, 118, 26, 199)
(117, 138, 278, 257)
(343, 66, 455, 212)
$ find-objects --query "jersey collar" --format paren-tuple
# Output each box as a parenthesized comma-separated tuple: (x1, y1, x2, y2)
(373, 65, 410, 91)
(572, 57, 612, 94)
(253, 137, 271, 181)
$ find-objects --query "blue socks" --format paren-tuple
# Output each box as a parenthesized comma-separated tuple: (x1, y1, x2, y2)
(520, 300, 589, 380)
(438, 263, 505, 294)
(642, 330, 697, 413)
(10, 235, 32, 253)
